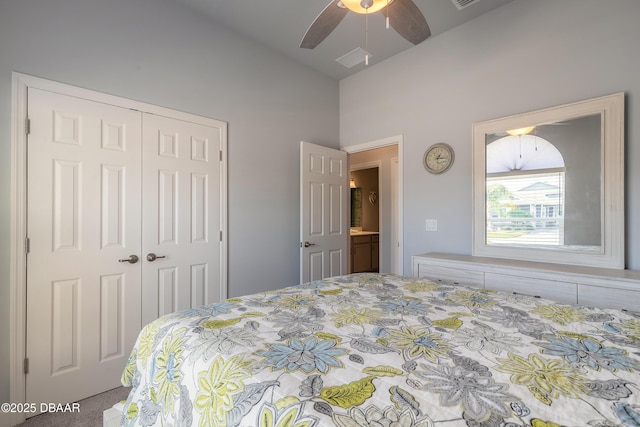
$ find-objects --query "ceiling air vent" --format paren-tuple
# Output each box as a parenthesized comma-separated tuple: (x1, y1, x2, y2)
(451, 0, 481, 11)
(336, 47, 372, 69)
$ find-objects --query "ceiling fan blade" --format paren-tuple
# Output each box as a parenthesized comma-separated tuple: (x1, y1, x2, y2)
(382, 0, 431, 45)
(301, 0, 349, 49)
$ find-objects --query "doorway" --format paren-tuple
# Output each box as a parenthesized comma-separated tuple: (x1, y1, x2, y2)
(346, 137, 402, 275)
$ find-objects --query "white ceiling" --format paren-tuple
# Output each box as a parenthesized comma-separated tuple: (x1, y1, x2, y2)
(176, 0, 515, 80)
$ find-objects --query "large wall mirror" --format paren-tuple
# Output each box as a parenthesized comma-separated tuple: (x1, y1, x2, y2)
(472, 93, 625, 269)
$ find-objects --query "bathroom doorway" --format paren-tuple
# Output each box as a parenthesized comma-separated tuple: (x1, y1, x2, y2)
(350, 166, 379, 273)
(347, 140, 400, 274)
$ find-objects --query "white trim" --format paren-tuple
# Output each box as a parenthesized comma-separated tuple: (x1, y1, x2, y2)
(344, 135, 404, 275)
(9, 72, 29, 427)
(12, 73, 221, 126)
(10, 73, 228, 421)
(343, 135, 400, 154)
(390, 158, 400, 275)
(219, 122, 229, 302)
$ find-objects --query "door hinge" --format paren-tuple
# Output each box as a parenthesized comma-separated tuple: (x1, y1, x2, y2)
(220, 230, 223, 242)
(219, 150, 223, 162)
(25, 237, 30, 254)
(25, 118, 31, 135)
(24, 357, 29, 374)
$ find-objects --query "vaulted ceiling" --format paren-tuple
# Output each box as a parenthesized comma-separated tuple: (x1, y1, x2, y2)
(177, 0, 515, 80)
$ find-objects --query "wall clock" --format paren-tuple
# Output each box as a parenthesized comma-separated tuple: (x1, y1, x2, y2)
(424, 143, 455, 174)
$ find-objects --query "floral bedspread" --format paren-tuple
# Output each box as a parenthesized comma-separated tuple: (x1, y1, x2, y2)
(121, 273, 640, 427)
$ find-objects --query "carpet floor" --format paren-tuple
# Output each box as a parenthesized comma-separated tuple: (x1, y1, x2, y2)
(16, 386, 130, 427)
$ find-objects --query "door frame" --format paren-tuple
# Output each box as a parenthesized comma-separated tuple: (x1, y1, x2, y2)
(9, 72, 228, 423)
(390, 157, 400, 274)
(343, 135, 403, 275)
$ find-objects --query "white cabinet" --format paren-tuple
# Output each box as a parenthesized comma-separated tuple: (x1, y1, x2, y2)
(413, 262, 484, 288)
(484, 272, 577, 304)
(412, 253, 640, 310)
(578, 285, 640, 312)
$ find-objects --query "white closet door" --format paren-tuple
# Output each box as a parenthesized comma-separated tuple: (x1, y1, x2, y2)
(141, 113, 223, 325)
(26, 88, 142, 410)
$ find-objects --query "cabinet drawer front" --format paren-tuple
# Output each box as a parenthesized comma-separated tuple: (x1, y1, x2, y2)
(485, 272, 577, 304)
(416, 264, 484, 288)
(579, 285, 640, 311)
(352, 235, 371, 244)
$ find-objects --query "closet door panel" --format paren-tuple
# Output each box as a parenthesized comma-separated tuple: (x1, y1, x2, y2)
(26, 88, 142, 411)
(141, 113, 223, 325)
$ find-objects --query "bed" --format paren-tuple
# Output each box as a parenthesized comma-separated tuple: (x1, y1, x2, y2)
(118, 273, 640, 426)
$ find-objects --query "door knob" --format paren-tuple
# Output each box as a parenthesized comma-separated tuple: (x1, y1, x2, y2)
(146, 253, 167, 262)
(118, 255, 139, 264)
(303, 241, 316, 248)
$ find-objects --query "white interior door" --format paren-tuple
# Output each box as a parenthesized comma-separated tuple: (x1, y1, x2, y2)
(300, 141, 348, 282)
(26, 88, 142, 410)
(141, 113, 224, 325)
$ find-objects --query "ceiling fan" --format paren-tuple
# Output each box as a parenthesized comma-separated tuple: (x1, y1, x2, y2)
(300, 0, 431, 49)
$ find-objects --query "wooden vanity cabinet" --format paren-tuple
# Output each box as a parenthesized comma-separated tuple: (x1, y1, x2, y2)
(351, 234, 379, 273)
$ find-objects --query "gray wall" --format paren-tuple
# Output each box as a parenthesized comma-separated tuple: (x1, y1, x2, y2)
(340, 0, 640, 273)
(0, 0, 339, 406)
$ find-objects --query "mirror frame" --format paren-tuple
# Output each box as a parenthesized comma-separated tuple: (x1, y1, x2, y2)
(472, 92, 625, 269)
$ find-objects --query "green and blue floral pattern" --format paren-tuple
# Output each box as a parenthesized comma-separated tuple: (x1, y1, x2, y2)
(121, 274, 640, 426)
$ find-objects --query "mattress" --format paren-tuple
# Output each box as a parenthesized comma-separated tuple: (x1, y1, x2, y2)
(120, 273, 640, 426)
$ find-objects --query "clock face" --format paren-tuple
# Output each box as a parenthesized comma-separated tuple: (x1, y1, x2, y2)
(424, 143, 454, 174)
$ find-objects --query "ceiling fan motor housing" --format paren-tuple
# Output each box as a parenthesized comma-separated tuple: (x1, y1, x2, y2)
(361, 0, 374, 9)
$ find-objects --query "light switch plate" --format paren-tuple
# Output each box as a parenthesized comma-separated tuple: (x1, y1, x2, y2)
(426, 219, 438, 231)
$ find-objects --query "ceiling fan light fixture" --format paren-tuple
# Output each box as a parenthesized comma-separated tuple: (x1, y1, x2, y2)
(506, 126, 536, 136)
(341, 0, 393, 14)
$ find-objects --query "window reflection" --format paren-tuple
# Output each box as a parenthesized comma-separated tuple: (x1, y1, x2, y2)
(486, 171, 565, 246)
(486, 134, 566, 246)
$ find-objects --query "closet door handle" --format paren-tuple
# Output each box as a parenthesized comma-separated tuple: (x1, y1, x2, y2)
(146, 253, 166, 262)
(118, 255, 139, 264)
(303, 241, 316, 248)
